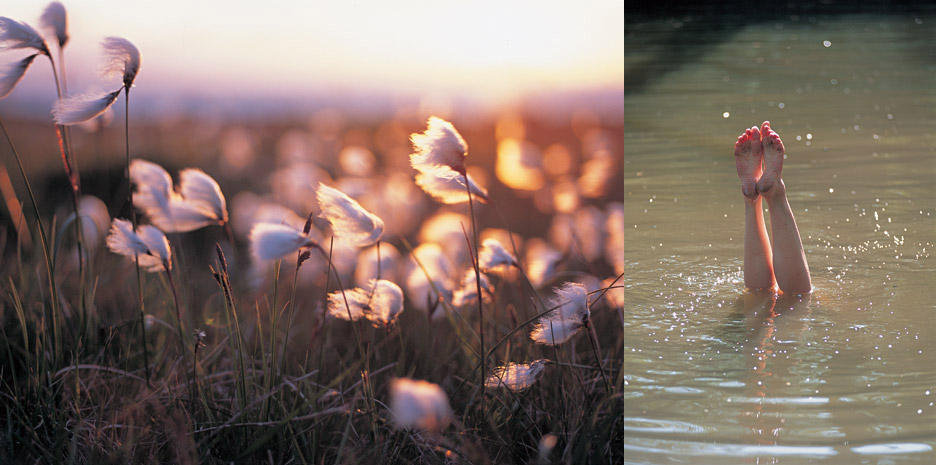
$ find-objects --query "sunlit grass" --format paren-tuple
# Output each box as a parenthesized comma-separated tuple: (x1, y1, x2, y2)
(0, 3, 624, 464)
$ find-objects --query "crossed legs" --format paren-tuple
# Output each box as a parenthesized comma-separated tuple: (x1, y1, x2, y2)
(734, 122, 811, 294)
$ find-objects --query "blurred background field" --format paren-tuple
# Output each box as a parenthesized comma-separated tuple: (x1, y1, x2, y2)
(0, 2, 624, 464)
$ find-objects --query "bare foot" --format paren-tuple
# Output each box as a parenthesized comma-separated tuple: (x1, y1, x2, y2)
(734, 125, 763, 199)
(757, 124, 784, 195)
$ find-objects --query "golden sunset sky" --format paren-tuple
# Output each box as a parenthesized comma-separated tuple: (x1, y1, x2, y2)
(4, 0, 623, 111)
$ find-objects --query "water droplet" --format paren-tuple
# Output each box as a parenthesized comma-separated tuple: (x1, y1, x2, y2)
(829, 188, 834, 193)
(778, 103, 785, 109)
(823, 40, 832, 47)
(723, 111, 730, 118)
(806, 133, 813, 140)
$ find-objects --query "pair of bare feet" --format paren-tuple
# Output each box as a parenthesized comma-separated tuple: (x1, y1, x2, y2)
(733, 122, 811, 294)
(735, 121, 784, 199)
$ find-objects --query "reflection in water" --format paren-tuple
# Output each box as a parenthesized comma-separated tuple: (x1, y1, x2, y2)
(736, 293, 812, 458)
(623, 10, 936, 464)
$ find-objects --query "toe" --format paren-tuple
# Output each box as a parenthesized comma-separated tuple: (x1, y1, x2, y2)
(751, 125, 761, 142)
(761, 121, 771, 134)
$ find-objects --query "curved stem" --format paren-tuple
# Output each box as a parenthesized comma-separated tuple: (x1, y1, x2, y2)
(280, 252, 302, 378)
(165, 267, 186, 354)
(1, 119, 61, 364)
(124, 87, 150, 384)
(464, 171, 486, 408)
(46, 53, 86, 326)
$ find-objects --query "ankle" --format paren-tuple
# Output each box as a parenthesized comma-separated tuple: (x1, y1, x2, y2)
(759, 178, 786, 200)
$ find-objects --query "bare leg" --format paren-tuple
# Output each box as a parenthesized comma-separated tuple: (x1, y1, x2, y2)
(744, 196, 775, 290)
(735, 125, 775, 290)
(757, 125, 812, 294)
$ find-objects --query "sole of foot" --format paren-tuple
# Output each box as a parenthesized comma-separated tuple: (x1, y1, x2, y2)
(734, 125, 763, 199)
(757, 127, 784, 195)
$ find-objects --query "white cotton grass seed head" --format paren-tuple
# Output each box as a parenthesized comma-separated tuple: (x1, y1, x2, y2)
(551, 282, 589, 320)
(179, 168, 228, 224)
(328, 279, 405, 327)
(478, 238, 517, 272)
(0, 55, 38, 99)
(485, 359, 551, 391)
(130, 160, 227, 233)
(106, 218, 171, 272)
(100, 36, 140, 88)
(39, 2, 68, 47)
(249, 223, 318, 262)
(316, 183, 384, 247)
(410, 116, 468, 174)
(364, 279, 405, 327)
(414, 164, 488, 204)
(530, 282, 589, 345)
(389, 378, 452, 433)
(530, 317, 584, 346)
(327, 287, 367, 322)
(0, 17, 49, 53)
(452, 269, 492, 307)
(52, 90, 121, 125)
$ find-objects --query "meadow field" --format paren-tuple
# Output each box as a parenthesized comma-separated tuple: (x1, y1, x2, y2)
(0, 3, 625, 463)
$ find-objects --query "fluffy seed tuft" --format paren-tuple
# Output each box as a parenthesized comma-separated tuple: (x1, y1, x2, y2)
(249, 222, 319, 262)
(105, 218, 171, 272)
(485, 359, 551, 391)
(316, 183, 384, 247)
(52, 90, 121, 125)
(0, 17, 48, 53)
(410, 116, 468, 174)
(0, 54, 38, 99)
(39, 2, 68, 47)
(389, 378, 452, 433)
(100, 36, 140, 88)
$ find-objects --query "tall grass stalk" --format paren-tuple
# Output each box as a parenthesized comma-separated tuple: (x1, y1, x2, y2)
(44, 51, 88, 322)
(262, 258, 282, 421)
(279, 250, 302, 380)
(316, 237, 336, 389)
(165, 266, 186, 356)
(463, 171, 487, 408)
(122, 86, 151, 383)
(214, 244, 248, 411)
(0, 118, 61, 364)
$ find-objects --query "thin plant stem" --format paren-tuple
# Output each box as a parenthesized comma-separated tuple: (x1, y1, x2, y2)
(192, 334, 200, 427)
(263, 259, 282, 421)
(0, 119, 61, 364)
(165, 267, 186, 355)
(280, 252, 302, 379)
(214, 244, 247, 411)
(124, 87, 150, 384)
(585, 317, 612, 395)
(463, 171, 486, 408)
(316, 237, 336, 389)
(45, 54, 86, 322)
